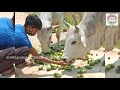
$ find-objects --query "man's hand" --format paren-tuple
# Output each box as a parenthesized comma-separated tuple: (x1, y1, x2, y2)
(30, 47, 68, 66)
(55, 61, 68, 66)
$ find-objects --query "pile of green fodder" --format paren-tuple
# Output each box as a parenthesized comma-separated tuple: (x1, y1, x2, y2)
(30, 45, 64, 65)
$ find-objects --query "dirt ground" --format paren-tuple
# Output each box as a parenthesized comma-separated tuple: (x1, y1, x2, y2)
(0, 12, 120, 78)
(105, 48, 120, 78)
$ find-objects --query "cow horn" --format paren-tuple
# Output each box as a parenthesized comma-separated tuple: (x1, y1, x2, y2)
(72, 12, 78, 25)
(64, 21, 72, 28)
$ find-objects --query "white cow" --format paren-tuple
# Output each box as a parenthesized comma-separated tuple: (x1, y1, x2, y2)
(61, 12, 107, 62)
(37, 12, 84, 53)
(62, 12, 120, 63)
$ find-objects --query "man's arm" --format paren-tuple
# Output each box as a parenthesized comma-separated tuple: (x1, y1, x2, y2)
(29, 47, 67, 66)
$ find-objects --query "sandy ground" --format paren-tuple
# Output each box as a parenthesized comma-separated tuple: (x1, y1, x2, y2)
(0, 12, 120, 78)
(105, 48, 120, 78)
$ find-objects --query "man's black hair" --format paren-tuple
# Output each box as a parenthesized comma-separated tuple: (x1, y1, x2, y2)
(24, 14, 42, 30)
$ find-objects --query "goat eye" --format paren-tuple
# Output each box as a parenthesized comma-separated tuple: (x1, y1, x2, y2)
(71, 41, 76, 45)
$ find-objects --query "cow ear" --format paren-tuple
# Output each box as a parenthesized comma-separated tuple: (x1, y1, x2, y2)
(81, 36, 86, 47)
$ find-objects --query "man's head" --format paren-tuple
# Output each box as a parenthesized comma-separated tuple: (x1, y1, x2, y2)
(24, 14, 42, 36)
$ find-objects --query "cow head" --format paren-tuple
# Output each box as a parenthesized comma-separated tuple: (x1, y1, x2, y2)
(37, 25, 60, 53)
(61, 21, 87, 63)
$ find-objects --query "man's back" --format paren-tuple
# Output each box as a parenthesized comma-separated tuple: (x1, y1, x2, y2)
(15, 24, 32, 49)
(0, 17, 15, 50)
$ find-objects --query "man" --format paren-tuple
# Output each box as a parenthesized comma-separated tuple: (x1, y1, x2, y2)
(0, 13, 15, 76)
(15, 14, 67, 69)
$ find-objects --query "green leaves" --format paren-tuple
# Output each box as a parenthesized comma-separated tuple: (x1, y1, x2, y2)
(50, 64, 58, 70)
(77, 67, 87, 74)
(54, 71, 62, 78)
(38, 65, 44, 71)
(77, 74, 84, 78)
(105, 64, 115, 72)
